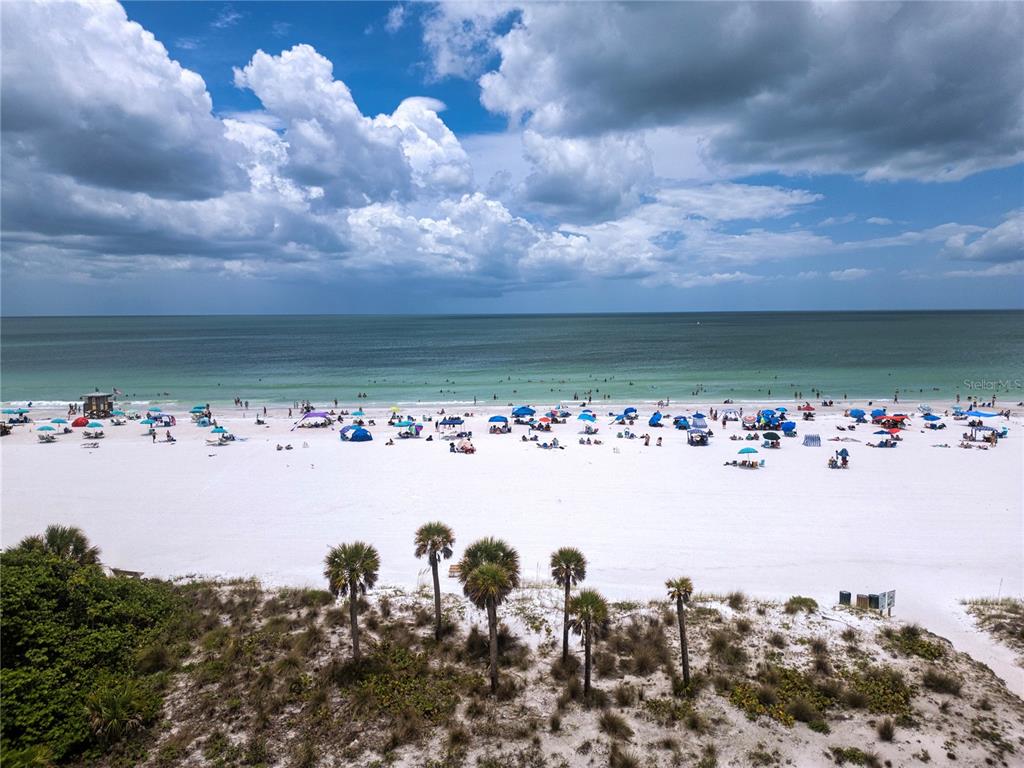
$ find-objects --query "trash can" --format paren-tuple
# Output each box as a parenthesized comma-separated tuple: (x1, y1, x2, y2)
(839, 591, 851, 606)
(855, 594, 869, 609)
(868, 593, 881, 610)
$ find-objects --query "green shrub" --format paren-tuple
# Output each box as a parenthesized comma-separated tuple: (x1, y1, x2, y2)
(882, 624, 945, 660)
(598, 710, 634, 741)
(845, 665, 913, 715)
(784, 596, 818, 614)
(829, 746, 881, 766)
(922, 667, 961, 695)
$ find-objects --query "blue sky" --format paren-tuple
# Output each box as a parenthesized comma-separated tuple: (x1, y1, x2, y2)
(2, 1, 1022, 314)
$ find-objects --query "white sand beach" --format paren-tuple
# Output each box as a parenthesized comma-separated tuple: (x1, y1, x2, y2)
(2, 401, 1021, 694)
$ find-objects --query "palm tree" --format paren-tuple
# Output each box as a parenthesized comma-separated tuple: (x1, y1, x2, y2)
(458, 537, 520, 693)
(414, 521, 455, 640)
(16, 524, 101, 565)
(666, 576, 694, 687)
(324, 541, 380, 661)
(568, 588, 608, 697)
(550, 547, 587, 663)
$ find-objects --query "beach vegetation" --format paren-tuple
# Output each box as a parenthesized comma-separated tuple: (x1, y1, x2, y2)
(829, 746, 882, 766)
(567, 588, 607, 699)
(727, 591, 747, 611)
(877, 717, 895, 741)
(882, 624, 945, 661)
(598, 710, 633, 741)
(608, 743, 642, 768)
(14, 524, 101, 566)
(845, 665, 914, 714)
(666, 577, 694, 686)
(414, 522, 456, 641)
(783, 596, 818, 614)
(323, 541, 380, 662)
(961, 597, 1024, 659)
(457, 538, 521, 694)
(921, 667, 962, 695)
(550, 547, 587, 663)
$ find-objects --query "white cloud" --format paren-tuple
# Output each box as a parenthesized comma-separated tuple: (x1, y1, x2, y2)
(829, 268, 873, 281)
(866, 217, 894, 225)
(941, 210, 1024, 263)
(385, 5, 406, 34)
(375, 97, 473, 194)
(211, 6, 243, 29)
(944, 262, 1024, 278)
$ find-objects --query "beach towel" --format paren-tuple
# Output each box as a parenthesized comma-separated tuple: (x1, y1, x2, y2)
(802, 434, 821, 447)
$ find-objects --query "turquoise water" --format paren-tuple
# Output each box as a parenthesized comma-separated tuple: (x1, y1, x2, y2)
(2, 312, 1022, 406)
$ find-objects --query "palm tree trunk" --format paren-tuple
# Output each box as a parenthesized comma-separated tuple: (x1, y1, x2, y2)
(487, 598, 499, 694)
(583, 621, 592, 696)
(430, 551, 442, 641)
(350, 578, 361, 662)
(562, 581, 571, 662)
(677, 595, 690, 686)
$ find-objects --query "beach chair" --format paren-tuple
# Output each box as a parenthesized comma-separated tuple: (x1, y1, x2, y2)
(37, 433, 57, 443)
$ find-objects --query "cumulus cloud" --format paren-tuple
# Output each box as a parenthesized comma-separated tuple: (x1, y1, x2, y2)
(1, 0, 245, 199)
(941, 210, 1024, 263)
(375, 97, 473, 194)
(439, 2, 1024, 181)
(829, 268, 873, 281)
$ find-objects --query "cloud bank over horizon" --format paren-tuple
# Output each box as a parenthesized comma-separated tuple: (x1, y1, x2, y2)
(1, 0, 1021, 314)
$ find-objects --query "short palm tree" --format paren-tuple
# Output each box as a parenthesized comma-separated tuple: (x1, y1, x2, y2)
(17, 524, 101, 565)
(324, 541, 380, 661)
(458, 537, 520, 693)
(666, 576, 694, 686)
(568, 588, 608, 697)
(550, 547, 587, 662)
(414, 521, 455, 640)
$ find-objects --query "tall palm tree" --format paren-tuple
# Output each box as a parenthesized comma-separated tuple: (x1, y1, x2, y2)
(666, 576, 694, 686)
(458, 537, 520, 693)
(324, 541, 380, 661)
(16, 524, 101, 565)
(568, 588, 608, 697)
(414, 521, 455, 640)
(550, 547, 587, 663)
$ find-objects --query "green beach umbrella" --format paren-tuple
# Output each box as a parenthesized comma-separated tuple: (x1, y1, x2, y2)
(763, 432, 781, 441)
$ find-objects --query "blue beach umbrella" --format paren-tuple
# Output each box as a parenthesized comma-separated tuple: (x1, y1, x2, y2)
(738, 447, 758, 454)
(140, 418, 154, 425)
(577, 412, 597, 422)
(849, 408, 865, 418)
(51, 418, 68, 424)
(353, 409, 365, 417)
(211, 426, 227, 434)
(623, 407, 638, 416)
(512, 406, 535, 417)
(395, 420, 414, 428)
(489, 415, 508, 423)
(873, 430, 890, 435)
(871, 408, 886, 418)
(776, 407, 788, 413)
(111, 410, 125, 417)
(37, 425, 55, 431)
(87, 421, 104, 428)
(837, 448, 850, 457)
(190, 406, 206, 413)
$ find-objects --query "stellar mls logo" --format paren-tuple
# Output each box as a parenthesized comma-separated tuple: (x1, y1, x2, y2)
(963, 378, 1022, 390)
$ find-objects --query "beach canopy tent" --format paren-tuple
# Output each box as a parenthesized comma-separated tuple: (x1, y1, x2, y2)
(966, 410, 997, 418)
(72, 416, 89, 427)
(849, 408, 866, 418)
(512, 406, 535, 417)
(440, 416, 464, 426)
(577, 412, 597, 422)
(871, 408, 886, 418)
(350, 427, 372, 442)
(624, 407, 638, 416)
(648, 412, 662, 427)
(738, 447, 758, 454)
(918, 404, 933, 413)
(780, 421, 796, 432)
(489, 415, 508, 423)
(923, 413, 942, 422)
(690, 416, 708, 430)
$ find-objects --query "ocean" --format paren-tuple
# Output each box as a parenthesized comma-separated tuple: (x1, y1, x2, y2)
(2, 311, 1021, 407)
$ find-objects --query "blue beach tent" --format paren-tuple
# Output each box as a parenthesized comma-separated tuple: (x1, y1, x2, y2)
(648, 412, 662, 427)
(489, 415, 508, 423)
(512, 406, 535, 417)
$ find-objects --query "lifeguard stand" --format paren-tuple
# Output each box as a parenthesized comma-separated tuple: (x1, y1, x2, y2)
(81, 392, 114, 419)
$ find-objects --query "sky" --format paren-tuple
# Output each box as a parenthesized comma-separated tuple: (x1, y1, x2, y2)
(1, 1, 1022, 315)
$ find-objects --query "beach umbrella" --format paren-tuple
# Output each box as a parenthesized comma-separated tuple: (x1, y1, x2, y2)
(211, 426, 227, 434)
(776, 407, 788, 413)
(763, 431, 781, 441)
(390, 406, 401, 413)
(538, 416, 551, 423)
(624, 407, 638, 416)
(488, 415, 508, 423)
(837, 448, 850, 457)
(87, 421, 104, 428)
(887, 428, 902, 435)
(923, 413, 941, 422)
(149, 406, 162, 412)
(693, 412, 707, 418)
(353, 409, 365, 417)
(873, 430, 889, 435)
(51, 418, 68, 424)
(577, 412, 596, 422)
(871, 408, 886, 418)
(849, 408, 865, 418)
(395, 420, 414, 427)
(738, 447, 758, 454)
(512, 406, 535, 417)
(111, 410, 125, 416)
(781, 421, 796, 431)
(190, 406, 206, 413)
(72, 416, 89, 427)
(140, 418, 154, 425)
(37, 425, 55, 431)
